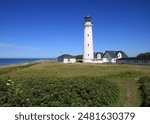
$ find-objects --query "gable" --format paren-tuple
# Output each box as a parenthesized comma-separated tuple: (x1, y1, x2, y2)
(103, 52, 112, 59)
(94, 52, 103, 59)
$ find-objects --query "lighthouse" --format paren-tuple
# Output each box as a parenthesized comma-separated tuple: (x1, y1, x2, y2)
(83, 16, 94, 63)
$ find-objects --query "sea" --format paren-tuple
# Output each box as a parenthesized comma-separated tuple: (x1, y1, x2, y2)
(0, 58, 56, 66)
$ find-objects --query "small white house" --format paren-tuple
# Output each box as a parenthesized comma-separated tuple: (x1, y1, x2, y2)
(57, 54, 76, 63)
(102, 51, 128, 63)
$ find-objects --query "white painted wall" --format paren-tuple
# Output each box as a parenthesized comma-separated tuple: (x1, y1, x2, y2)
(103, 58, 108, 63)
(97, 54, 102, 59)
(117, 52, 122, 59)
(83, 20, 94, 63)
(63, 58, 76, 63)
(111, 58, 117, 63)
(102, 58, 117, 63)
(93, 60, 103, 63)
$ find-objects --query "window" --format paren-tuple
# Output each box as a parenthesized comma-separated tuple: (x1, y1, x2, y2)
(88, 54, 89, 56)
(88, 44, 89, 46)
(87, 34, 89, 37)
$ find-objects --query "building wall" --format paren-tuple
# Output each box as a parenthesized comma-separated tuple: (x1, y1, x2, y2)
(103, 53, 112, 63)
(102, 58, 117, 63)
(102, 58, 109, 63)
(111, 58, 117, 63)
(63, 58, 76, 63)
(93, 59, 103, 63)
(117, 52, 122, 58)
(117, 59, 150, 65)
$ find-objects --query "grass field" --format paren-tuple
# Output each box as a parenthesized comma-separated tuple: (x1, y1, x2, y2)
(0, 61, 150, 107)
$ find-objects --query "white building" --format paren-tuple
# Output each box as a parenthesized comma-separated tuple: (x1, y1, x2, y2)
(83, 16, 94, 63)
(102, 51, 128, 63)
(57, 54, 76, 63)
(93, 51, 128, 63)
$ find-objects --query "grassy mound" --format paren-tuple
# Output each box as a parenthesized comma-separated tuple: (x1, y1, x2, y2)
(0, 77, 120, 107)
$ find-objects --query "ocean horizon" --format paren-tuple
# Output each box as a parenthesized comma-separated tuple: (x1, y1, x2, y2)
(0, 58, 57, 66)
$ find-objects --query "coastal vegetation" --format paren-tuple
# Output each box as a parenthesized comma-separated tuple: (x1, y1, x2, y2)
(0, 61, 150, 107)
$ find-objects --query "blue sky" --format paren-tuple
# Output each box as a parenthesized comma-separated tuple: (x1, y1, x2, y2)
(0, 0, 150, 58)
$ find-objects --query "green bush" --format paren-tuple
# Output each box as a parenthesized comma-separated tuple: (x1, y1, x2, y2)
(0, 77, 120, 107)
(137, 76, 150, 84)
(0, 79, 16, 106)
(140, 84, 150, 107)
(138, 76, 150, 107)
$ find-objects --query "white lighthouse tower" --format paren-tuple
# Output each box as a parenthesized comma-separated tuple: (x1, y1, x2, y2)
(83, 16, 94, 63)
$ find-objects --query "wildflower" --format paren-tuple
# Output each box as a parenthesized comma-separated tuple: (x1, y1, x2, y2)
(26, 98, 30, 101)
(6, 83, 10, 86)
(7, 80, 12, 82)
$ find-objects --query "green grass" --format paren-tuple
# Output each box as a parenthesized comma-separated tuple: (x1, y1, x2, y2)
(0, 61, 150, 106)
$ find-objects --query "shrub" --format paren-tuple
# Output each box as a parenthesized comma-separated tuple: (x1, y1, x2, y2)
(137, 76, 150, 107)
(140, 84, 150, 107)
(0, 77, 120, 107)
(137, 76, 150, 84)
(0, 79, 16, 106)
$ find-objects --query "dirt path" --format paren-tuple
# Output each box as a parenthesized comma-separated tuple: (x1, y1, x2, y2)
(124, 86, 132, 106)
(123, 79, 140, 107)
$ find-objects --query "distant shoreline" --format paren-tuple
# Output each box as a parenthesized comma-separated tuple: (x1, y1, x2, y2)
(0, 58, 57, 67)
